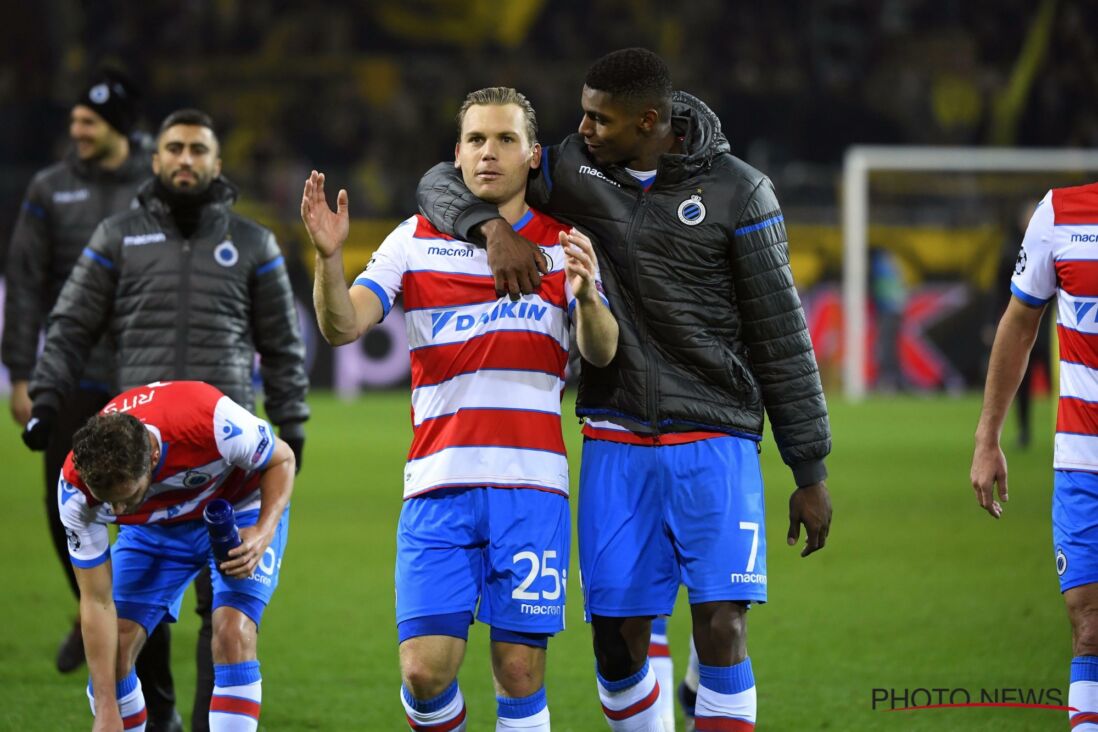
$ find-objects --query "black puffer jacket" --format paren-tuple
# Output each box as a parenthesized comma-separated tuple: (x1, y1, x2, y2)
(418, 92, 829, 485)
(3, 147, 151, 388)
(30, 177, 309, 428)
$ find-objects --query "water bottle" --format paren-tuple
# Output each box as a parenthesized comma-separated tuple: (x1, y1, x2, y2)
(204, 498, 242, 567)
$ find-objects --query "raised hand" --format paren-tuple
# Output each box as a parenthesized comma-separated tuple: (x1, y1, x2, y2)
(561, 228, 598, 302)
(300, 170, 349, 259)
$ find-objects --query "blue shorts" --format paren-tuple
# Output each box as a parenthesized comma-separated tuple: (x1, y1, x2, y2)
(578, 437, 767, 619)
(1053, 470, 1098, 592)
(395, 487, 569, 637)
(111, 507, 290, 635)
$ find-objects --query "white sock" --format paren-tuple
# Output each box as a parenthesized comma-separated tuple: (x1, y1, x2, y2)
(1071, 657, 1098, 730)
(649, 618, 674, 731)
(597, 659, 665, 731)
(496, 687, 550, 730)
(88, 670, 147, 731)
(402, 680, 467, 731)
(695, 659, 755, 730)
(210, 661, 262, 731)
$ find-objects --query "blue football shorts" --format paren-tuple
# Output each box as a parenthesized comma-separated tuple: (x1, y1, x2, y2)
(1053, 470, 1098, 592)
(395, 487, 570, 637)
(111, 507, 290, 635)
(578, 436, 767, 619)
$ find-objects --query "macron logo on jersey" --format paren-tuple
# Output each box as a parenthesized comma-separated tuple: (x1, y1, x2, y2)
(221, 420, 243, 440)
(430, 301, 550, 338)
(1071, 233, 1098, 243)
(427, 245, 474, 258)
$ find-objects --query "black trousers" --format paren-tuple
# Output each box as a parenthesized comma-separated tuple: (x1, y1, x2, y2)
(46, 387, 214, 726)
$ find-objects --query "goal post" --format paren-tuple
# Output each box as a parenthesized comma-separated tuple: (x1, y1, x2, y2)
(841, 145, 1098, 401)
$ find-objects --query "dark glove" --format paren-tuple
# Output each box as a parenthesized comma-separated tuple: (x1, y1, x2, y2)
(22, 404, 57, 452)
(279, 422, 305, 475)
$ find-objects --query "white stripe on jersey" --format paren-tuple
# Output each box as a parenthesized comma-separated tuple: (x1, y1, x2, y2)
(1057, 292, 1098, 334)
(1061, 361, 1098, 402)
(404, 445, 570, 497)
(412, 370, 564, 427)
(1055, 433, 1098, 472)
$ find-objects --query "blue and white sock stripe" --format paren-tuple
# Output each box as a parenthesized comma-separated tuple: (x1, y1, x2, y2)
(402, 680, 459, 713)
(698, 659, 754, 695)
(214, 660, 261, 687)
(1074, 656, 1098, 683)
(497, 687, 547, 718)
(598, 660, 650, 693)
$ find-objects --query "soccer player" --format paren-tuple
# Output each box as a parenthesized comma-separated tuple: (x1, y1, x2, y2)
(972, 182, 1098, 730)
(61, 380, 295, 732)
(303, 86, 617, 731)
(417, 49, 833, 731)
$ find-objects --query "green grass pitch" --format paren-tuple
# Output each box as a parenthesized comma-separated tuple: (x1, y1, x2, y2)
(0, 391, 1069, 730)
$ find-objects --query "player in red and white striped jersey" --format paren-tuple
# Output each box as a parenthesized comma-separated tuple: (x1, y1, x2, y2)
(60, 380, 296, 732)
(304, 87, 618, 732)
(973, 182, 1098, 730)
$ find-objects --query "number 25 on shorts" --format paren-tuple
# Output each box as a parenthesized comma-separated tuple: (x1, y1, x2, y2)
(512, 550, 564, 601)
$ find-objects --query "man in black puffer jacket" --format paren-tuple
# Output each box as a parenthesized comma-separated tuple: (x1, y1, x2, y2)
(25, 108, 309, 732)
(418, 49, 831, 730)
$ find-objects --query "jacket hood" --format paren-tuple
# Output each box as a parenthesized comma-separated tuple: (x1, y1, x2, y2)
(670, 90, 730, 164)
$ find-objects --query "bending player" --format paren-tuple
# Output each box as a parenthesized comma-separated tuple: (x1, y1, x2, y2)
(61, 380, 295, 732)
(303, 87, 617, 731)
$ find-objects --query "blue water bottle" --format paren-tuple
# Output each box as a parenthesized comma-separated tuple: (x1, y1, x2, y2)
(204, 499, 242, 567)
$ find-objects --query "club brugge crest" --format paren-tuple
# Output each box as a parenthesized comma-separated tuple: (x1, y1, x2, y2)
(540, 247, 555, 271)
(677, 195, 706, 226)
(1056, 546, 1067, 576)
(214, 240, 239, 267)
(183, 471, 212, 489)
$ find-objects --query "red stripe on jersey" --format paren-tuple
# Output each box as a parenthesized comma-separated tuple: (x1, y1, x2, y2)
(519, 210, 572, 246)
(695, 717, 755, 731)
(1058, 397, 1098, 436)
(1059, 325, 1098, 368)
(409, 408, 565, 460)
(1053, 183, 1098, 225)
(413, 215, 456, 241)
(411, 330, 568, 388)
(403, 270, 567, 311)
(1056, 260, 1098, 297)
(122, 708, 148, 729)
(581, 424, 729, 445)
(603, 682, 660, 720)
(210, 695, 261, 720)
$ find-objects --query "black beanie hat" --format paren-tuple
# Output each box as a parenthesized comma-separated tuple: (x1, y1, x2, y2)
(77, 69, 142, 136)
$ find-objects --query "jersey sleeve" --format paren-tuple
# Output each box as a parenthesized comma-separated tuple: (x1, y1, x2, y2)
(1010, 190, 1056, 307)
(58, 476, 111, 568)
(351, 216, 413, 321)
(213, 396, 277, 471)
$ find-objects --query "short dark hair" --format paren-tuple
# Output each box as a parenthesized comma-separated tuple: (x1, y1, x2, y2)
(158, 108, 216, 138)
(584, 48, 672, 115)
(456, 86, 538, 146)
(72, 413, 152, 496)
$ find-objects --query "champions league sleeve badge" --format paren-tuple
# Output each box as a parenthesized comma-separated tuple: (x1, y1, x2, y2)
(677, 195, 706, 226)
(1014, 247, 1027, 275)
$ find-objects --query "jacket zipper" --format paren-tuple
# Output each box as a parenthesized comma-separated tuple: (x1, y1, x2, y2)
(623, 192, 658, 430)
(176, 239, 193, 379)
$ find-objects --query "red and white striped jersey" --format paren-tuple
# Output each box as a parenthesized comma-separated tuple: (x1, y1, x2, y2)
(354, 210, 604, 498)
(59, 381, 276, 567)
(1011, 182, 1098, 471)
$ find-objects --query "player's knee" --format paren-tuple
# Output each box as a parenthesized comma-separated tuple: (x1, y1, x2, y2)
(692, 601, 748, 665)
(401, 657, 455, 700)
(211, 616, 256, 664)
(493, 651, 543, 697)
(1072, 605, 1098, 656)
(591, 615, 649, 681)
